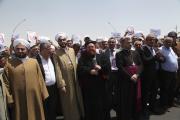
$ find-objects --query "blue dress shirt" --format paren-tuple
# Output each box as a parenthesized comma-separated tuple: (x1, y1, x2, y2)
(159, 46, 178, 72)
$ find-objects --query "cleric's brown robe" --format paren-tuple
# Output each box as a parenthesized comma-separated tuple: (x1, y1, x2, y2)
(0, 72, 10, 120)
(172, 42, 180, 90)
(5, 58, 48, 120)
(55, 47, 84, 120)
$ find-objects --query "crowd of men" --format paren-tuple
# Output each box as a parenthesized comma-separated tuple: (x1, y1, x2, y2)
(0, 30, 180, 120)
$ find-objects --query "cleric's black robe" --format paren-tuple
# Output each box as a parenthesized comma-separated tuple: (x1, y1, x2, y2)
(116, 49, 142, 120)
(77, 51, 110, 120)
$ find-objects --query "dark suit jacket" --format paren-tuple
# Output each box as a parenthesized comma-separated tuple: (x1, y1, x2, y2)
(141, 46, 157, 71)
(100, 49, 112, 74)
(36, 54, 56, 80)
(140, 45, 162, 84)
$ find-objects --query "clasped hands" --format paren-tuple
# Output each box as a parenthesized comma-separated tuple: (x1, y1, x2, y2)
(90, 64, 101, 75)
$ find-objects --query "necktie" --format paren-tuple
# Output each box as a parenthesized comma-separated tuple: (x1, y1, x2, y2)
(110, 49, 114, 56)
(150, 47, 153, 52)
(150, 47, 155, 56)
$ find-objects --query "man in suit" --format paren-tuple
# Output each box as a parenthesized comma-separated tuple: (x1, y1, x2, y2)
(141, 34, 165, 119)
(101, 37, 120, 117)
(36, 38, 60, 120)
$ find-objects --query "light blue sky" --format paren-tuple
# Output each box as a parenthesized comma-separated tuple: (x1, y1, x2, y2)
(0, 0, 180, 45)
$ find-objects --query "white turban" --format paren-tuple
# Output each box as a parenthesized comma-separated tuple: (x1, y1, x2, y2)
(96, 37, 103, 43)
(133, 31, 144, 41)
(103, 37, 108, 42)
(55, 32, 67, 41)
(39, 36, 50, 44)
(13, 38, 30, 49)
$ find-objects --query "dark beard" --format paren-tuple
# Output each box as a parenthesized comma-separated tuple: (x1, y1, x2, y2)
(15, 54, 27, 58)
(59, 43, 66, 48)
(88, 53, 95, 58)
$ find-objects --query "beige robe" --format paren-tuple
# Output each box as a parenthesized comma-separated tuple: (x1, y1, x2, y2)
(174, 42, 180, 88)
(5, 58, 48, 120)
(55, 47, 84, 120)
(0, 71, 10, 120)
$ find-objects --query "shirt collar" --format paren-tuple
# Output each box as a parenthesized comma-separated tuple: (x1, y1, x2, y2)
(16, 56, 29, 62)
(40, 54, 50, 62)
(145, 45, 152, 49)
(163, 46, 171, 50)
(62, 47, 69, 52)
(109, 48, 115, 52)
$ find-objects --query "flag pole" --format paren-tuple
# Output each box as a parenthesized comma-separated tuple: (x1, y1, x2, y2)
(12, 19, 26, 38)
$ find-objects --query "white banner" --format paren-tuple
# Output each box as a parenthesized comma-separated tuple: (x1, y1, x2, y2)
(0, 33, 5, 43)
(11, 34, 20, 41)
(72, 34, 81, 44)
(27, 31, 38, 42)
(150, 29, 161, 37)
(126, 26, 134, 35)
(134, 31, 143, 38)
(111, 32, 121, 38)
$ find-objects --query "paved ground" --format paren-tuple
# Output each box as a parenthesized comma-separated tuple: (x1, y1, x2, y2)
(110, 107, 180, 120)
(151, 107, 180, 120)
(57, 107, 180, 120)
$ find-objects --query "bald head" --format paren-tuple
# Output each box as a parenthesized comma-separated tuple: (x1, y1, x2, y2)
(163, 37, 173, 48)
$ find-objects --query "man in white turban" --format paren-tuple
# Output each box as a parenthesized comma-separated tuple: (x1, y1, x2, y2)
(55, 32, 67, 42)
(4, 38, 49, 120)
(0, 42, 11, 120)
(54, 33, 84, 120)
(13, 38, 31, 50)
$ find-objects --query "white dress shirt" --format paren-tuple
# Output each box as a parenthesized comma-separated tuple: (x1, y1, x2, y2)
(17, 56, 29, 62)
(145, 45, 156, 56)
(40, 55, 56, 86)
(109, 49, 118, 71)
